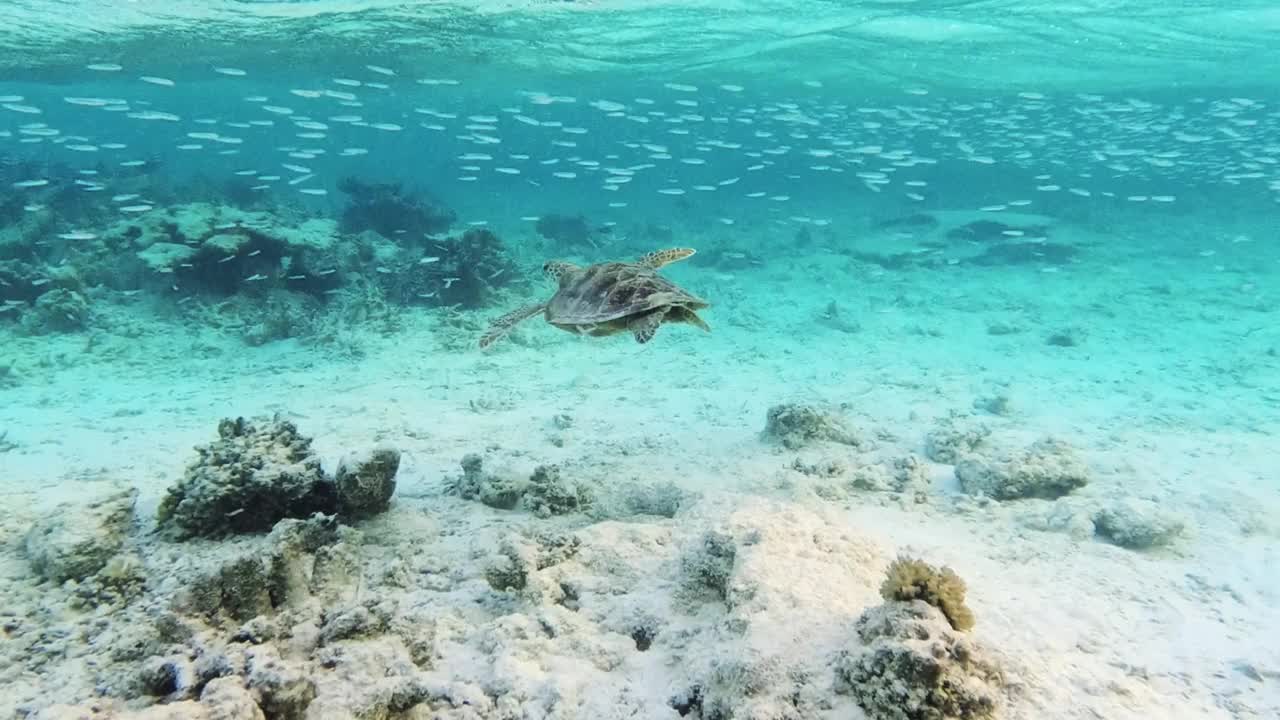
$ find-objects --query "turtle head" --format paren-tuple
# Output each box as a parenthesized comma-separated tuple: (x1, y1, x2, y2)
(543, 260, 581, 287)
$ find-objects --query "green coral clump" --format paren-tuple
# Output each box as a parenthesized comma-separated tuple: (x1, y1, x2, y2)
(880, 556, 975, 632)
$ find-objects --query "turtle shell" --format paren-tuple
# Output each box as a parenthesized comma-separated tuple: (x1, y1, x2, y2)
(545, 261, 708, 326)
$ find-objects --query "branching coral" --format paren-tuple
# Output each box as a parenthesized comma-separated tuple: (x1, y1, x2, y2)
(879, 556, 975, 632)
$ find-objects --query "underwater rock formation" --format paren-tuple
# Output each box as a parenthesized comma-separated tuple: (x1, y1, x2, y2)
(1092, 498, 1188, 550)
(925, 413, 992, 464)
(22, 288, 90, 334)
(157, 416, 399, 538)
(525, 464, 594, 518)
(614, 480, 691, 518)
(25, 489, 137, 583)
(337, 176, 455, 238)
(334, 448, 401, 520)
(157, 417, 336, 538)
(444, 455, 595, 518)
(762, 403, 866, 450)
(445, 454, 525, 509)
(956, 437, 1090, 501)
(678, 529, 738, 603)
(0, 260, 89, 333)
(174, 516, 346, 623)
(836, 601, 1005, 720)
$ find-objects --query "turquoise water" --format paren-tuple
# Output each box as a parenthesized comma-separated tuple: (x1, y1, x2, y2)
(1, 2, 1278, 719)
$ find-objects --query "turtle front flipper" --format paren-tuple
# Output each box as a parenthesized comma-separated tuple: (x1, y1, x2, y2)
(638, 248, 696, 269)
(629, 307, 669, 344)
(478, 302, 547, 350)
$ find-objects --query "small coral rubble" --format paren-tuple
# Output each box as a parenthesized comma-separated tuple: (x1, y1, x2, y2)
(925, 413, 992, 464)
(1092, 498, 1188, 550)
(956, 437, 1089, 501)
(763, 403, 866, 450)
(445, 455, 595, 517)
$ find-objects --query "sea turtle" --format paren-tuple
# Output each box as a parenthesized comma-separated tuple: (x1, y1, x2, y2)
(478, 247, 710, 350)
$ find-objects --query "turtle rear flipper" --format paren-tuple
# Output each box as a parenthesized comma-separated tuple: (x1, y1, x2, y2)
(638, 248, 696, 269)
(629, 308, 669, 344)
(671, 306, 710, 332)
(479, 302, 547, 350)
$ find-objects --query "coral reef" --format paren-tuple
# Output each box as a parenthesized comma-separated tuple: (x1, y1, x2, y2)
(925, 413, 992, 464)
(334, 447, 401, 519)
(156, 416, 398, 538)
(535, 213, 597, 249)
(101, 202, 348, 298)
(24, 489, 137, 583)
(762, 403, 866, 450)
(1092, 499, 1188, 550)
(880, 556, 975, 631)
(337, 176, 455, 238)
(34, 677, 265, 720)
(836, 601, 1005, 720)
(374, 227, 519, 308)
(956, 437, 1089, 500)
